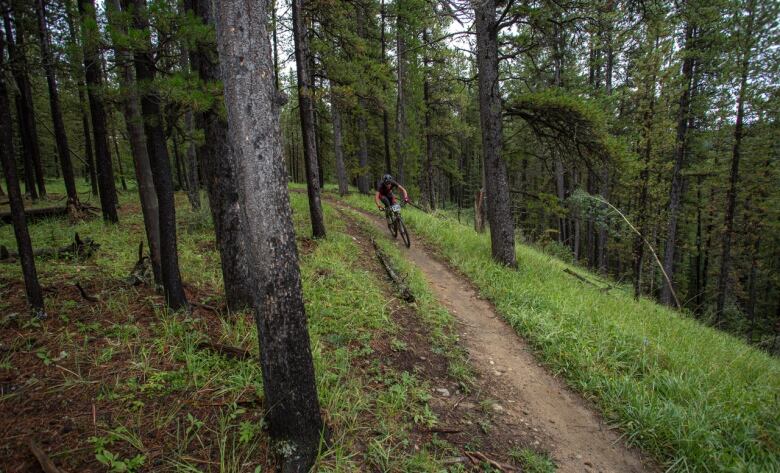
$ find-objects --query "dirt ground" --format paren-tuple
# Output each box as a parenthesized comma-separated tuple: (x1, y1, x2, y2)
(334, 199, 656, 473)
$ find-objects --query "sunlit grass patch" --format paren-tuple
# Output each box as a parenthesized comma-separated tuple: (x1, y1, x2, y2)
(340, 192, 780, 472)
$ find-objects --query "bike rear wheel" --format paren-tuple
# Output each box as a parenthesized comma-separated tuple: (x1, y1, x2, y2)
(398, 218, 411, 248)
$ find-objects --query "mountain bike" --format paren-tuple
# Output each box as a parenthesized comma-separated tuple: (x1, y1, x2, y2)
(383, 201, 411, 248)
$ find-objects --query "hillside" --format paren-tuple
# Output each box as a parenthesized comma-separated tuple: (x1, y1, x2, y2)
(2, 184, 778, 472)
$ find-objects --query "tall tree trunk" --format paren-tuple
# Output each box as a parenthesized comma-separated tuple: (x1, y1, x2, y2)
(214, 2, 325, 470)
(395, 9, 406, 184)
(291, 0, 326, 238)
(111, 127, 128, 191)
(380, 0, 391, 174)
(272, 0, 279, 90)
(598, 0, 615, 273)
(1, 34, 44, 318)
(109, 0, 162, 285)
(356, 106, 370, 193)
(13, 95, 38, 200)
(130, 0, 188, 310)
(179, 44, 201, 210)
(330, 86, 348, 195)
(79, 0, 119, 222)
(660, 19, 696, 306)
(189, 0, 253, 310)
(35, 0, 79, 207)
(746, 236, 760, 342)
(3, 9, 46, 198)
(422, 28, 435, 209)
(633, 36, 659, 300)
(474, 0, 516, 267)
(716, 3, 755, 322)
(64, 0, 98, 197)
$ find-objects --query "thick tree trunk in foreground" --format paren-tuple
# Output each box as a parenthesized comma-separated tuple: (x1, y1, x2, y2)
(474, 0, 516, 267)
(130, 0, 188, 310)
(660, 20, 695, 306)
(330, 86, 348, 195)
(109, 0, 162, 285)
(35, 0, 78, 207)
(0, 36, 44, 318)
(79, 0, 119, 222)
(291, 0, 326, 238)
(3, 10, 45, 198)
(190, 0, 253, 311)
(214, 1, 325, 471)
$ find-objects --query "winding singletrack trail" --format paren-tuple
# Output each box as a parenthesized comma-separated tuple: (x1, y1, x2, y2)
(337, 199, 652, 473)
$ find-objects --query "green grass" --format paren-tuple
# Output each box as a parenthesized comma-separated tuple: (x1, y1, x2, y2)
(1, 185, 453, 470)
(341, 192, 780, 472)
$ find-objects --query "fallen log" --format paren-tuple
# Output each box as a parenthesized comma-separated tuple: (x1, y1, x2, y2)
(196, 342, 253, 361)
(0, 206, 68, 224)
(28, 440, 64, 473)
(371, 238, 415, 303)
(1, 233, 99, 262)
(563, 268, 612, 292)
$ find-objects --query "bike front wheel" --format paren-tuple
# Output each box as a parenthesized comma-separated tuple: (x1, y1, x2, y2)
(387, 213, 398, 238)
(398, 218, 411, 248)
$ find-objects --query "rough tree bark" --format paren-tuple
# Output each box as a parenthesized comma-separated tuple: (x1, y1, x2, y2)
(35, 0, 79, 208)
(79, 0, 119, 222)
(330, 85, 349, 195)
(189, 0, 254, 311)
(109, 0, 162, 285)
(291, 0, 326, 238)
(0, 33, 44, 318)
(473, 0, 516, 267)
(3, 8, 45, 198)
(130, 0, 188, 310)
(213, 1, 325, 471)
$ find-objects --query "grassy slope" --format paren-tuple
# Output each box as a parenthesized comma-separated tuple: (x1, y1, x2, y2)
(0, 181, 457, 471)
(342, 193, 780, 472)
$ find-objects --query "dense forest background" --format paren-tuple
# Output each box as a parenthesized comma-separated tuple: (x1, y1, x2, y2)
(1, 0, 779, 349)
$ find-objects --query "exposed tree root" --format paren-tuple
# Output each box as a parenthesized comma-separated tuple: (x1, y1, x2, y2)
(196, 342, 253, 361)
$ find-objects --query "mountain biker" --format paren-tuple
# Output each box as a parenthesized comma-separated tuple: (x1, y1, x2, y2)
(375, 174, 409, 213)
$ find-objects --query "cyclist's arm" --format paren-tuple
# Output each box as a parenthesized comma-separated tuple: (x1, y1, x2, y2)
(374, 191, 383, 209)
(396, 184, 409, 201)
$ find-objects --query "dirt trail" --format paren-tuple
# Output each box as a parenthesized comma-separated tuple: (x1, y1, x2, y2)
(344, 202, 652, 473)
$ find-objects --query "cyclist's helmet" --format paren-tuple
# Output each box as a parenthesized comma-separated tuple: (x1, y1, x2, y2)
(382, 174, 394, 184)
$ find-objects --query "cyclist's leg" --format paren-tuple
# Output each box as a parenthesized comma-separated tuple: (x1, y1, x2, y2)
(380, 196, 391, 216)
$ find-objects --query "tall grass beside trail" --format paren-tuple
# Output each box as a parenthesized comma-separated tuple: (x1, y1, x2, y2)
(341, 193, 780, 472)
